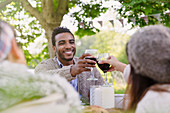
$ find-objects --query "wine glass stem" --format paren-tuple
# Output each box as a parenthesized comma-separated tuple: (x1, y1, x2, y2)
(104, 73, 107, 82)
(91, 67, 94, 78)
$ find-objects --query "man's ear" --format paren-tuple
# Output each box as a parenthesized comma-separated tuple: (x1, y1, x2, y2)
(52, 46, 56, 52)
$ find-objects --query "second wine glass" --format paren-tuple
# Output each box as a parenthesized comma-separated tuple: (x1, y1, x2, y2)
(97, 53, 110, 86)
(84, 49, 99, 80)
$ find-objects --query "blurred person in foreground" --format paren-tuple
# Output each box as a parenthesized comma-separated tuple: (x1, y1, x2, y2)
(35, 27, 104, 103)
(0, 20, 81, 113)
(99, 25, 170, 113)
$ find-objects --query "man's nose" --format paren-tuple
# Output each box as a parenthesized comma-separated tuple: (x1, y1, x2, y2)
(65, 42, 72, 48)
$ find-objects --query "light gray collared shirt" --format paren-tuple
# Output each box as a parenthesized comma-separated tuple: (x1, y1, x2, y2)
(56, 57, 78, 92)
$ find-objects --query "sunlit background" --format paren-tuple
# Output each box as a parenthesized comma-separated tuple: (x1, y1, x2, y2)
(1, 0, 169, 94)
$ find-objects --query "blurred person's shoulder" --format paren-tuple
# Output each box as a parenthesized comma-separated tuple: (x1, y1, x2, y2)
(136, 84, 170, 113)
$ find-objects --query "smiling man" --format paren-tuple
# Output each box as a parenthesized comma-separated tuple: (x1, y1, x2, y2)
(35, 27, 104, 103)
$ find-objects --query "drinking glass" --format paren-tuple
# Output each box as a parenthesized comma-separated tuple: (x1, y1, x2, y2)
(97, 53, 110, 86)
(84, 49, 99, 80)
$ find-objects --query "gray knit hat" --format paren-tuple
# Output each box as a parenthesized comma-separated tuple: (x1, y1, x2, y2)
(127, 25, 170, 83)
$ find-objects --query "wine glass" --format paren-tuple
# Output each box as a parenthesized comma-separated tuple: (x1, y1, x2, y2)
(97, 53, 110, 86)
(84, 49, 99, 80)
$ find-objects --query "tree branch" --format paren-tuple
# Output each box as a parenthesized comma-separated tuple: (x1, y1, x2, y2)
(20, 0, 45, 27)
(0, 0, 16, 9)
(43, 0, 55, 23)
(46, 0, 54, 15)
(56, 0, 68, 22)
(41, 0, 47, 16)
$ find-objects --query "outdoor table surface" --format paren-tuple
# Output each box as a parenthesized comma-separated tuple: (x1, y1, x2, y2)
(82, 105, 124, 113)
(106, 108, 123, 113)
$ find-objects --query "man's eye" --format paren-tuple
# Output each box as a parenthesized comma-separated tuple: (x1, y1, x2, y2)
(59, 42, 65, 45)
(70, 41, 75, 44)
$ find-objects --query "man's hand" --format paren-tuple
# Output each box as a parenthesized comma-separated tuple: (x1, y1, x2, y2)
(70, 53, 96, 77)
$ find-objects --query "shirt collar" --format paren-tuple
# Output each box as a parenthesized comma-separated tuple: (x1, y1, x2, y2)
(56, 57, 63, 68)
(56, 57, 76, 68)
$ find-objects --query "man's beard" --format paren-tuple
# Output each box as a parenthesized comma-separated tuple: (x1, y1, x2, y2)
(65, 58, 73, 61)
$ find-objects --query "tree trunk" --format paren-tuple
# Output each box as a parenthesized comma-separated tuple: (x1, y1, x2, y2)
(45, 27, 56, 58)
(20, 0, 68, 58)
(44, 21, 62, 58)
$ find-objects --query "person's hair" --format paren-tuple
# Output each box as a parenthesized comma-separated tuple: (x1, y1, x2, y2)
(125, 65, 158, 112)
(51, 27, 74, 46)
(124, 43, 158, 112)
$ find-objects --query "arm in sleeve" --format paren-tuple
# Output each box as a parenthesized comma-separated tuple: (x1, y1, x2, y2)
(35, 61, 76, 81)
(123, 64, 130, 83)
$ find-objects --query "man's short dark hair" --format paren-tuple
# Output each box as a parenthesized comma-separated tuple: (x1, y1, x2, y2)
(52, 27, 74, 46)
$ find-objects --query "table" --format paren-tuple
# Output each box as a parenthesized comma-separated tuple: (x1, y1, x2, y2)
(106, 108, 123, 113)
(82, 105, 123, 113)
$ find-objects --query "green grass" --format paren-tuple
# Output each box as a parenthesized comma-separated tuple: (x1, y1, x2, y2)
(115, 88, 125, 94)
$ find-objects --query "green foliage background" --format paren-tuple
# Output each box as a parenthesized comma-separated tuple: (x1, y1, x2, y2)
(75, 30, 129, 92)
(75, 30, 129, 64)
(119, 0, 170, 27)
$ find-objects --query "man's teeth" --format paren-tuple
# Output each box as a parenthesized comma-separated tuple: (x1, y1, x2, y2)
(65, 51, 72, 54)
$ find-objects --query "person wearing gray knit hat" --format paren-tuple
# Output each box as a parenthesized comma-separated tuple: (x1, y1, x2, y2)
(126, 25, 170, 113)
(98, 25, 170, 113)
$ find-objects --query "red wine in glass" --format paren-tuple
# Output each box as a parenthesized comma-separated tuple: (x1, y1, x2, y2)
(98, 53, 110, 85)
(85, 57, 97, 65)
(84, 49, 99, 81)
(97, 63, 110, 73)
